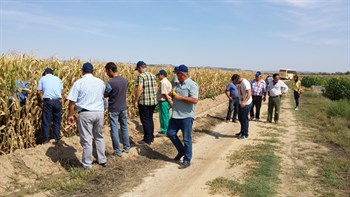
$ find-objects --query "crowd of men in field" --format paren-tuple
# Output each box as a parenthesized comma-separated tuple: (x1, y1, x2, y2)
(15, 62, 302, 170)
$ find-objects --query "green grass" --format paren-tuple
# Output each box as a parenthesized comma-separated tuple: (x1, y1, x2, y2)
(207, 142, 281, 197)
(293, 89, 350, 194)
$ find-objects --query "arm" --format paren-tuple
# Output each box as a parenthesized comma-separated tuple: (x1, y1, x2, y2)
(225, 90, 232, 100)
(134, 85, 143, 108)
(67, 100, 76, 125)
(163, 93, 173, 106)
(173, 94, 198, 104)
(282, 81, 289, 95)
(37, 90, 42, 104)
(241, 89, 252, 107)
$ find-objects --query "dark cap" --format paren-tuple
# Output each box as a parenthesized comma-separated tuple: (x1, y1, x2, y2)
(174, 64, 188, 73)
(255, 71, 262, 76)
(82, 62, 94, 72)
(156, 69, 167, 77)
(44, 67, 53, 74)
(173, 66, 179, 73)
(135, 61, 146, 70)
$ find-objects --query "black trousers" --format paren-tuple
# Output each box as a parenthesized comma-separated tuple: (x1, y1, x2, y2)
(250, 96, 263, 120)
(138, 104, 156, 143)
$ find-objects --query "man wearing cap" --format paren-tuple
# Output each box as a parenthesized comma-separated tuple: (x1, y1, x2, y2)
(232, 74, 252, 139)
(250, 71, 267, 122)
(37, 67, 64, 144)
(266, 73, 289, 124)
(156, 69, 173, 137)
(172, 66, 179, 88)
(134, 61, 157, 145)
(167, 64, 199, 169)
(104, 62, 130, 157)
(67, 62, 107, 169)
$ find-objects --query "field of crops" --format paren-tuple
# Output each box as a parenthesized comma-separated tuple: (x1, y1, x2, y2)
(301, 75, 350, 100)
(0, 53, 254, 154)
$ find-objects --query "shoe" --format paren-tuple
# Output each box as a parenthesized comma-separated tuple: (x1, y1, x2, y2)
(274, 121, 278, 124)
(225, 120, 229, 123)
(174, 153, 184, 161)
(255, 119, 260, 122)
(122, 148, 129, 153)
(295, 107, 299, 111)
(240, 135, 248, 139)
(235, 132, 242, 136)
(179, 161, 191, 169)
(113, 152, 122, 157)
(99, 162, 107, 167)
(138, 140, 152, 145)
(249, 117, 254, 121)
(156, 132, 167, 137)
(233, 119, 238, 123)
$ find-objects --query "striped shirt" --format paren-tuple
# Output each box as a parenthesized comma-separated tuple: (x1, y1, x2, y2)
(251, 79, 266, 96)
(136, 71, 157, 106)
(67, 74, 105, 112)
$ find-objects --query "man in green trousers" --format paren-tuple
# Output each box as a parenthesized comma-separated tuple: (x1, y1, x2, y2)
(156, 70, 173, 137)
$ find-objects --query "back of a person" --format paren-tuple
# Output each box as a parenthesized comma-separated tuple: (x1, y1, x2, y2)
(139, 71, 157, 105)
(78, 75, 104, 111)
(228, 82, 238, 98)
(40, 74, 62, 98)
(108, 76, 127, 112)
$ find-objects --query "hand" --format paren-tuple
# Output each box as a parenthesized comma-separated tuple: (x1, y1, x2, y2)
(173, 94, 181, 101)
(240, 102, 246, 108)
(134, 102, 138, 109)
(68, 115, 75, 125)
(169, 101, 173, 106)
(229, 97, 233, 101)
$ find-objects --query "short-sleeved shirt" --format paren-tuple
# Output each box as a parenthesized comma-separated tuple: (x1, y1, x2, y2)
(251, 79, 266, 96)
(67, 74, 105, 112)
(238, 79, 253, 105)
(135, 72, 157, 106)
(267, 80, 289, 97)
(292, 80, 301, 92)
(226, 82, 239, 98)
(172, 78, 199, 119)
(157, 77, 172, 101)
(105, 76, 128, 112)
(37, 74, 63, 99)
(15, 80, 29, 104)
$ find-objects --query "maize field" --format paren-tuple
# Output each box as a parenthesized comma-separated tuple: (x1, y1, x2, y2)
(0, 53, 253, 154)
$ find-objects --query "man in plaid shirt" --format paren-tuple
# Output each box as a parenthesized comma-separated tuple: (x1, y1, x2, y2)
(134, 61, 158, 145)
(250, 71, 267, 122)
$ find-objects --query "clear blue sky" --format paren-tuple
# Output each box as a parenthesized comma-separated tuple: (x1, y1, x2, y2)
(1, 0, 349, 72)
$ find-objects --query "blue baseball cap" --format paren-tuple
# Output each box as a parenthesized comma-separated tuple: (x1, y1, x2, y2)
(44, 67, 53, 74)
(173, 66, 179, 73)
(135, 61, 146, 70)
(156, 69, 167, 77)
(175, 64, 188, 73)
(255, 71, 262, 76)
(82, 62, 94, 72)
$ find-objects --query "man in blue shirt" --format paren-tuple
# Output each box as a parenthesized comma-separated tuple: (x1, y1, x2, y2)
(67, 63, 107, 170)
(104, 62, 130, 157)
(37, 68, 63, 144)
(167, 65, 199, 169)
(225, 76, 239, 123)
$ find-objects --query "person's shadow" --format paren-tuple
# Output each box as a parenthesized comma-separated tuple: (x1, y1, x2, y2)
(136, 145, 178, 164)
(194, 128, 235, 139)
(46, 141, 80, 170)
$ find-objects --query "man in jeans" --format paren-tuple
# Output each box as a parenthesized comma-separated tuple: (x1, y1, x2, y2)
(156, 69, 173, 137)
(232, 74, 252, 139)
(67, 62, 107, 169)
(133, 61, 157, 145)
(225, 75, 239, 123)
(37, 67, 64, 144)
(250, 71, 267, 122)
(267, 73, 289, 124)
(104, 62, 130, 157)
(167, 65, 199, 169)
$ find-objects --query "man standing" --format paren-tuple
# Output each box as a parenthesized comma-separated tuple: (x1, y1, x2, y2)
(267, 73, 289, 124)
(225, 75, 239, 123)
(37, 67, 63, 144)
(250, 71, 267, 122)
(104, 62, 130, 157)
(67, 63, 107, 169)
(156, 69, 173, 137)
(167, 65, 199, 169)
(232, 74, 252, 139)
(133, 61, 157, 145)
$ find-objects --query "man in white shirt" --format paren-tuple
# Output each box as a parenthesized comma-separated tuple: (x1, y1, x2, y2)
(266, 73, 289, 124)
(232, 74, 253, 139)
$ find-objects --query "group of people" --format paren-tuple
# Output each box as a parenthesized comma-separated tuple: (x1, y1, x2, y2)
(225, 71, 302, 139)
(36, 62, 198, 170)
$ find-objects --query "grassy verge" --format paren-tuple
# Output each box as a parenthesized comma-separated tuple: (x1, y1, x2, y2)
(207, 138, 281, 197)
(293, 89, 350, 195)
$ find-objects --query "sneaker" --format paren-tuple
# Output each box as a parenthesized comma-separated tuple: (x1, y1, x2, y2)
(138, 140, 152, 145)
(179, 161, 191, 169)
(99, 162, 107, 167)
(173, 153, 184, 161)
(249, 117, 254, 121)
(235, 132, 242, 136)
(295, 107, 299, 111)
(122, 148, 129, 153)
(233, 119, 238, 123)
(113, 152, 122, 157)
(240, 135, 248, 139)
(156, 132, 167, 137)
